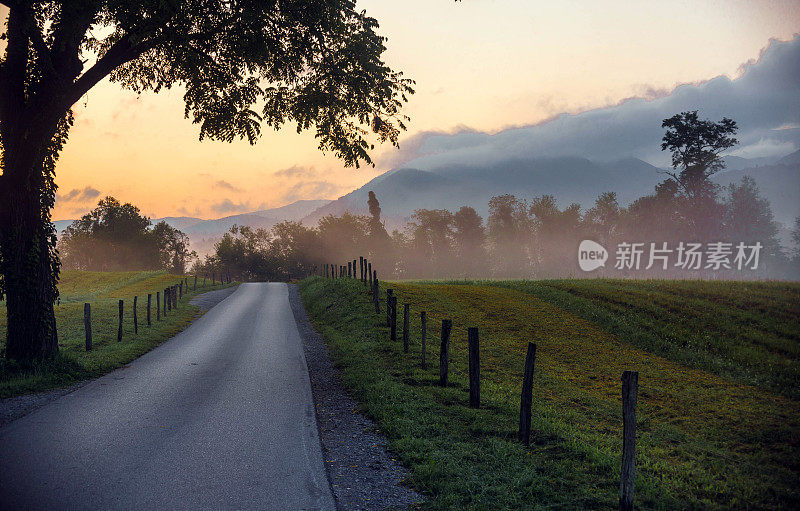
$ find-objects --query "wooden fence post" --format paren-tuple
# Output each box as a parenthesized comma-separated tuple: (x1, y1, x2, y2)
(403, 303, 410, 353)
(133, 296, 138, 334)
(194, 275, 197, 290)
(166, 287, 170, 312)
(179, 282, 183, 299)
(620, 370, 639, 511)
(359, 256, 364, 281)
(518, 342, 537, 445)
(118, 299, 124, 341)
(156, 291, 161, 321)
(386, 289, 393, 326)
(468, 327, 480, 408)
(173, 285, 178, 308)
(84, 303, 92, 351)
(368, 263, 373, 287)
(374, 276, 380, 314)
(348, 261, 352, 278)
(439, 319, 452, 386)
(390, 296, 397, 342)
(352, 259, 357, 279)
(147, 294, 152, 326)
(420, 311, 427, 369)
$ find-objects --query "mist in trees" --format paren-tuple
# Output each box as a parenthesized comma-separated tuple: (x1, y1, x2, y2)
(57, 112, 798, 283)
(58, 197, 195, 273)
(195, 171, 796, 282)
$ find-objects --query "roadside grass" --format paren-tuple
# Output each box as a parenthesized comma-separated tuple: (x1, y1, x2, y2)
(299, 277, 799, 510)
(0, 270, 235, 398)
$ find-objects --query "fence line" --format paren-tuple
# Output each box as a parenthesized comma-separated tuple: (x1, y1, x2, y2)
(316, 257, 641, 509)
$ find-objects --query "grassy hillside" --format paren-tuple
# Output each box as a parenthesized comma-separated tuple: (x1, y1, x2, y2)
(484, 279, 800, 399)
(0, 270, 234, 397)
(299, 277, 800, 510)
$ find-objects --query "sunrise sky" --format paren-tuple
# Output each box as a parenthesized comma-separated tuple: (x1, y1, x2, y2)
(1, 1, 799, 221)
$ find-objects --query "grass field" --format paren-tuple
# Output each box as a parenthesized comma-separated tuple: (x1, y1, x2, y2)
(299, 277, 800, 510)
(0, 270, 234, 398)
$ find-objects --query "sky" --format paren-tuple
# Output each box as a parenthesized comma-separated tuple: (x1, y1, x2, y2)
(1, 1, 799, 221)
(389, 35, 800, 172)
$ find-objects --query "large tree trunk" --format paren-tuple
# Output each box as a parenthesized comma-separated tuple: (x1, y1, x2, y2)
(0, 157, 59, 361)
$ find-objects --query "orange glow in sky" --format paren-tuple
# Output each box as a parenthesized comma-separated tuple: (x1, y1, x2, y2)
(1, 1, 799, 220)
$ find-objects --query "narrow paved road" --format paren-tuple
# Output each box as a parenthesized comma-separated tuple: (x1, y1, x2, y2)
(0, 283, 336, 510)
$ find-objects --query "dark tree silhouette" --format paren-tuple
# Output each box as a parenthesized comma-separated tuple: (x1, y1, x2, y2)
(661, 111, 738, 241)
(529, 195, 582, 277)
(724, 176, 783, 272)
(366, 190, 392, 261)
(584, 192, 621, 247)
(487, 194, 531, 277)
(0, 1, 412, 361)
(58, 197, 194, 273)
(453, 206, 487, 277)
(408, 209, 454, 278)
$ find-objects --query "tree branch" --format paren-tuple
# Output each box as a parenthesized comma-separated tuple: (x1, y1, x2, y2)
(24, 14, 57, 80)
(50, 2, 100, 80)
(61, 36, 158, 111)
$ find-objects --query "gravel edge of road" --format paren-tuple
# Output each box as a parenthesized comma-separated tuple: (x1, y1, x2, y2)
(288, 283, 423, 511)
(0, 286, 240, 428)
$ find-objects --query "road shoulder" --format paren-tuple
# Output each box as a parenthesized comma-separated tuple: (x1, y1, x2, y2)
(288, 283, 422, 511)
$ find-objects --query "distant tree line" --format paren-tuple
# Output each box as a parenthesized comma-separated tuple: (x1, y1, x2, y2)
(58, 197, 195, 273)
(195, 112, 799, 281)
(195, 179, 798, 281)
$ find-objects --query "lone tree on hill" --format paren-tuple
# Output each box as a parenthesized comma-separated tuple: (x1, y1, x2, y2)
(0, 1, 413, 361)
(661, 110, 738, 240)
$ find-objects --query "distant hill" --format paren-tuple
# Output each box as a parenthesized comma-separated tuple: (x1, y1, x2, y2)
(53, 199, 333, 257)
(151, 216, 204, 230)
(251, 199, 331, 220)
(302, 154, 800, 232)
(177, 199, 331, 238)
(303, 157, 666, 227)
(180, 214, 278, 237)
(777, 149, 800, 167)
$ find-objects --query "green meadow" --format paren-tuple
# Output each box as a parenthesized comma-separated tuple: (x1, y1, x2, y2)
(300, 277, 800, 510)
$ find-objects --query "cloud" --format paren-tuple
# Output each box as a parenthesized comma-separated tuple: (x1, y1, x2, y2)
(214, 180, 242, 192)
(210, 199, 252, 215)
(280, 180, 342, 204)
(273, 165, 318, 179)
(730, 138, 798, 159)
(382, 36, 800, 171)
(56, 186, 101, 204)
